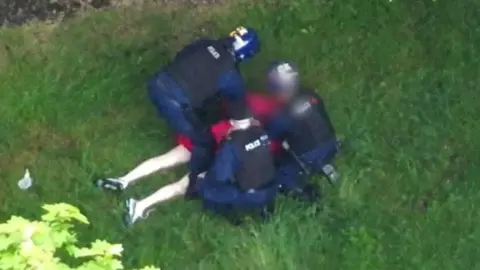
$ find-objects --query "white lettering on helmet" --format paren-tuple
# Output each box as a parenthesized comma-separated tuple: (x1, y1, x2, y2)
(207, 46, 220, 59)
(233, 35, 248, 51)
(236, 27, 248, 35)
(229, 27, 248, 37)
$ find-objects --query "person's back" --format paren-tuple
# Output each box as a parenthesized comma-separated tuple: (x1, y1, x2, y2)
(282, 87, 337, 157)
(165, 38, 237, 108)
(196, 101, 278, 223)
(227, 125, 276, 191)
(146, 27, 260, 177)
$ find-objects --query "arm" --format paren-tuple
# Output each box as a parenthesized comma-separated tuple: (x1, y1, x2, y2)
(207, 142, 238, 183)
(217, 70, 246, 100)
(264, 111, 292, 141)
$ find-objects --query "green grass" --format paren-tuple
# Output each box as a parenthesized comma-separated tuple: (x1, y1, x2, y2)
(1, 0, 480, 269)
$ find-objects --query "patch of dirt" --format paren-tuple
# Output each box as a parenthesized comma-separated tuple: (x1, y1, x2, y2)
(0, 0, 109, 26)
(0, 0, 224, 27)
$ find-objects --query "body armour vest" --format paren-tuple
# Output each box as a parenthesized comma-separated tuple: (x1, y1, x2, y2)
(284, 89, 337, 156)
(165, 39, 237, 108)
(228, 126, 276, 191)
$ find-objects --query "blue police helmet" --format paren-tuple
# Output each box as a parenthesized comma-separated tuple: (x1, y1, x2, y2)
(229, 26, 260, 62)
(266, 61, 300, 93)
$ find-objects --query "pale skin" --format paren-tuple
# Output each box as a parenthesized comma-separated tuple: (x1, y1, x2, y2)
(118, 144, 192, 185)
(134, 172, 200, 216)
(116, 118, 260, 187)
(113, 119, 257, 215)
(108, 145, 193, 214)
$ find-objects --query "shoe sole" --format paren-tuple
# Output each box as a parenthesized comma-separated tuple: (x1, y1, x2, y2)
(94, 179, 123, 192)
(123, 199, 135, 226)
(123, 199, 152, 227)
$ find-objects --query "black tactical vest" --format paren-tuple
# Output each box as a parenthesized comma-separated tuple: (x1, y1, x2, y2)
(228, 126, 276, 191)
(165, 39, 237, 108)
(284, 89, 336, 156)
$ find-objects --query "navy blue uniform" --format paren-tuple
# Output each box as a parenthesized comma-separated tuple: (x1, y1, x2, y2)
(147, 38, 246, 175)
(196, 126, 278, 221)
(266, 88, 339, 191)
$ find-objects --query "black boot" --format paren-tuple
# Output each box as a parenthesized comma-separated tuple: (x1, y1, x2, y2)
(259, 201, 275, 221)
(204, 202, 243, 226)
(224, 211, 244, 226)
(288, 184, 322, 203)
(184, 178, 198, 200)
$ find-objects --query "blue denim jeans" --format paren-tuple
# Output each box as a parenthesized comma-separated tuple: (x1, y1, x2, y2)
(147, 71, 214, 173)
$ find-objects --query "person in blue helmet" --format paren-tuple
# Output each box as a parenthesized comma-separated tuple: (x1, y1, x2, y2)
(96, 26, 261, 192)
(263, 61, 342, 202)
(195, 101, 278, 224)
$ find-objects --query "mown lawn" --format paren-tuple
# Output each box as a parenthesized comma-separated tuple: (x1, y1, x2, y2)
(1, 0, 480, 269)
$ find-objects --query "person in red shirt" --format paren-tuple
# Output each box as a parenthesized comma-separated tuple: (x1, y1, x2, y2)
(94, 92, 281, 222)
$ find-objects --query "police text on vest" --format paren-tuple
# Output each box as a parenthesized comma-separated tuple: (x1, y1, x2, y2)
(207, 46, 220, 59)
(245, 139, 261, 151)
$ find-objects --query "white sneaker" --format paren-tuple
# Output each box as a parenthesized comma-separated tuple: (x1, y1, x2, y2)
(94, 178, 127, 191)
(124, 199, 151, 226)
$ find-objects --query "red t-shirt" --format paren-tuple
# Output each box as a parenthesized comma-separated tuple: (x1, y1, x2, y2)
(245, 92, 282, 120)
(176, 92, 282, 154)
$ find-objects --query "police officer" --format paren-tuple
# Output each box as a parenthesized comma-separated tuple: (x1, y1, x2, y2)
(96, 26, 260, 191)
(264, 61, 341, 201)
(196, 102, 278, 224)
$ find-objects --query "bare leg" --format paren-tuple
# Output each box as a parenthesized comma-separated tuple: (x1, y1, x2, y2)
(119, 145, 191, 187)
(126, 172, 206, 225)
(96, 145, 191, 191)
(136, 173, 192, 212)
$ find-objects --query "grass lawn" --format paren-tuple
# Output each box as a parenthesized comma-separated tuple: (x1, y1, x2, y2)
(1, 0, 480, 269)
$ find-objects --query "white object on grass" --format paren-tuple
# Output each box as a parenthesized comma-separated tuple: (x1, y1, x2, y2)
(18, 169, 33, 190)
